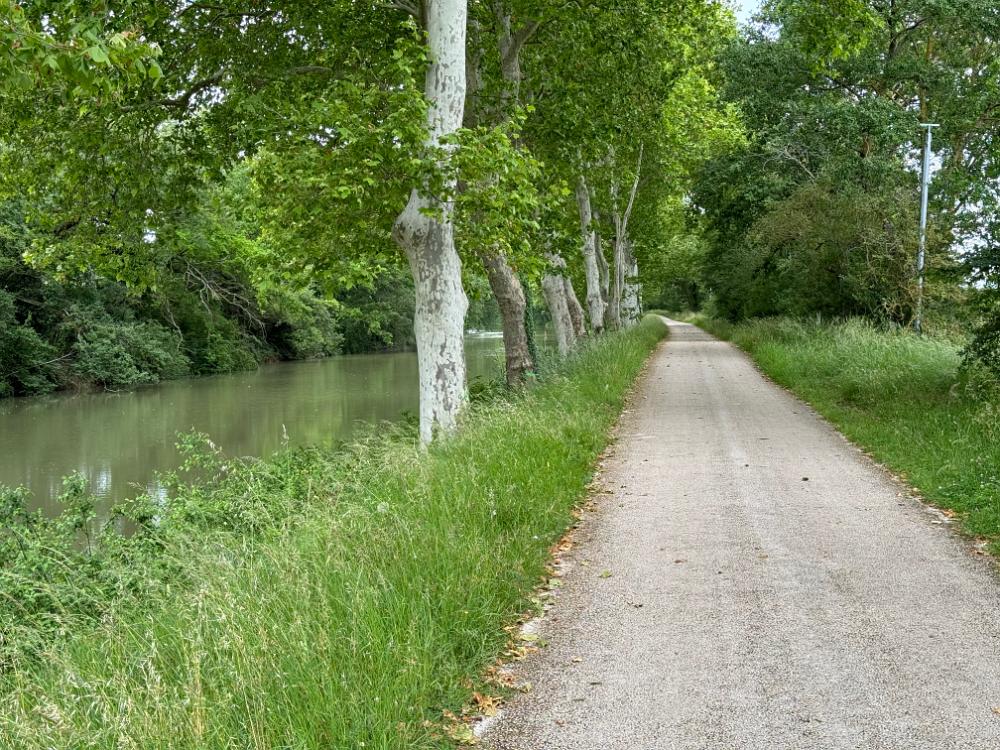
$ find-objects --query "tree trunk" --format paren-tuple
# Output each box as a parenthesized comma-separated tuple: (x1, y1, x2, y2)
(542, 253, 576, 356)
(621, 247, 642, 326)
(564, 277, 586, 338)
(487, 260, 533, 386)
(392, 0, 469, 445)
(608, 193, 624, 331)
(576, 175, 606, 333)
(608, 234, 624, 331)
(462, 3, 536, 386)
(594, 212, 613, 330)
(607, 147, 642, 332)
(481, 250, 532, 385)
(595, 211, 610, 302)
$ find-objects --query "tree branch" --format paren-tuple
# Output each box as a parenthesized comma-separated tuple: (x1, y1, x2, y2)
(379, 0, 421, 21)
(503, 20, 540, 70)
(621, 142, 644, 232)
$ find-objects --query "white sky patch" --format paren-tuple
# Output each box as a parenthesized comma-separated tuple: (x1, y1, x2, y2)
(732, 0, 763, 24)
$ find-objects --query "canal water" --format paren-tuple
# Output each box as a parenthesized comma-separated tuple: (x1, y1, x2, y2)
(0, 335, 504, 515)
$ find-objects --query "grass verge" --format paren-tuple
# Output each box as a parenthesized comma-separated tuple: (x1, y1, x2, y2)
(0, 315, 668, 749)
(687, 314, 1000, 554)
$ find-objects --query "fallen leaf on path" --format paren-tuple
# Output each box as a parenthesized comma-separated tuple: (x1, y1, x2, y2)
(484, 666, 516, 688)
(444, 722, 477, 745)
(505, 644, 539, 660)
(470, 692, 502, 717)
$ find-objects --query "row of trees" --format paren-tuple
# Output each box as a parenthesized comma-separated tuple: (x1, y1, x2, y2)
(1, 1, 736, 441)
(653, 0, 1000, 376)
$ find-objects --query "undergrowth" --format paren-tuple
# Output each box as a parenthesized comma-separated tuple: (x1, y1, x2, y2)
(0, 315, 668, 749)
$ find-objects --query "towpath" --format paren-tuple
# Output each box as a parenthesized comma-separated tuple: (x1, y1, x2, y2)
(485, 318, 1000, 749)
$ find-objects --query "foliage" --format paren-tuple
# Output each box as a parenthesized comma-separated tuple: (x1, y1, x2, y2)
(741, 181, 918, 320)
(521, 0, 739, 277)
(0, 0, 162, 95)
(0, 290, 58, 397)
(642, 231, 710, 312)
(0, 318, 668, 748)
(694, 0, 1000, 337)
(0, 199, 348, 397)
(964, 241, 1000, 377)
(69, 314, 190, 390)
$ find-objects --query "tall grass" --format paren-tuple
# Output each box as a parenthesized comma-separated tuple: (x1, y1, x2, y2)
(691, 315, 1000, 552)
(0, 316, 667, 749)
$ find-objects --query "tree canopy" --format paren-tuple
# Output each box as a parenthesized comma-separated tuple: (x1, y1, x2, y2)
(1, 0, 737, 437)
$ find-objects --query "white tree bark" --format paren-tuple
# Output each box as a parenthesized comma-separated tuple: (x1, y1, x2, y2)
(564, 277, 586, 338)
(594, 208, 610, 301)
(609, 182, 624, 331)
(576, 174, 606, 334)
(621, 246, 642, 326)
(392, 0, 469, 444)
(542, 252, 577, 356)
(607, 144, 644, 332)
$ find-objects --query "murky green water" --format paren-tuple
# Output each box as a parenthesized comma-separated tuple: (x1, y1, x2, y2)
(0, 335, 503, 515)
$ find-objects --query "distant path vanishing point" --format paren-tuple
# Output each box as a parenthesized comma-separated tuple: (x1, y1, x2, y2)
(486, 318, 1000, 749)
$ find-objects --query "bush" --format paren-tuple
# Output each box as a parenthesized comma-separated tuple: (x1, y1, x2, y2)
(70, 317, 190, 390)
(264, 290, 343, 360)
(964, 304, 1000, 382)
(0, 291, 59, 397)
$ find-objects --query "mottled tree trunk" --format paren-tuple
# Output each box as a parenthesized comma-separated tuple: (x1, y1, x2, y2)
(576, 174, 606, 333)
(607, 145, 644, 333)
(481, 250, 532, 384)
(621, 246, 642, 326)
(595, 212, 610, 300)
(608, 181, 624, 331)
(464, 3, 537, 386)
(594, 208, 613, 330)
(608, 232, 624, 331)
(392, 0, 469, 444)
(542, 253, 577, 356)
(565, 277, 586, 338)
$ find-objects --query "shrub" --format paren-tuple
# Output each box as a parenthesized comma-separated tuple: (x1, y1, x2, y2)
(71, 319, 190, 389)
(0, 291, 59, 397)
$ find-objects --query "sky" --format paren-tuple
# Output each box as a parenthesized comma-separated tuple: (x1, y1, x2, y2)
(734, 0, 763, 23)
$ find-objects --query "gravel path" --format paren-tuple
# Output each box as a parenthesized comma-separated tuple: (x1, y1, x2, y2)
(485, 318, 1000, 749)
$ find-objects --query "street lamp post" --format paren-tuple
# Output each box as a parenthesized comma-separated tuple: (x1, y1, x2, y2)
(915, 123, 939, 335)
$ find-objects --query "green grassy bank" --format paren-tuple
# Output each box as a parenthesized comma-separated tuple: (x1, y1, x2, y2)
(688, 315, 1000, 554)
(0, 315, 667, 749)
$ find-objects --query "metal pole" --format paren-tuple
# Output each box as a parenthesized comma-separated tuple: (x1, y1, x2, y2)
(915, 123, 939, 334)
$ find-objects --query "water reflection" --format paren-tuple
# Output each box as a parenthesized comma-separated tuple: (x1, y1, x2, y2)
(0, 335, 503, 515)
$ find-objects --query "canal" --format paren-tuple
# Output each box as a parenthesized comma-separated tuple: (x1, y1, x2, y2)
(0, 335, 504, 515)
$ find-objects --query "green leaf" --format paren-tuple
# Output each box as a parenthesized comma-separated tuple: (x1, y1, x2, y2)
(86, 46, 110, 65)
